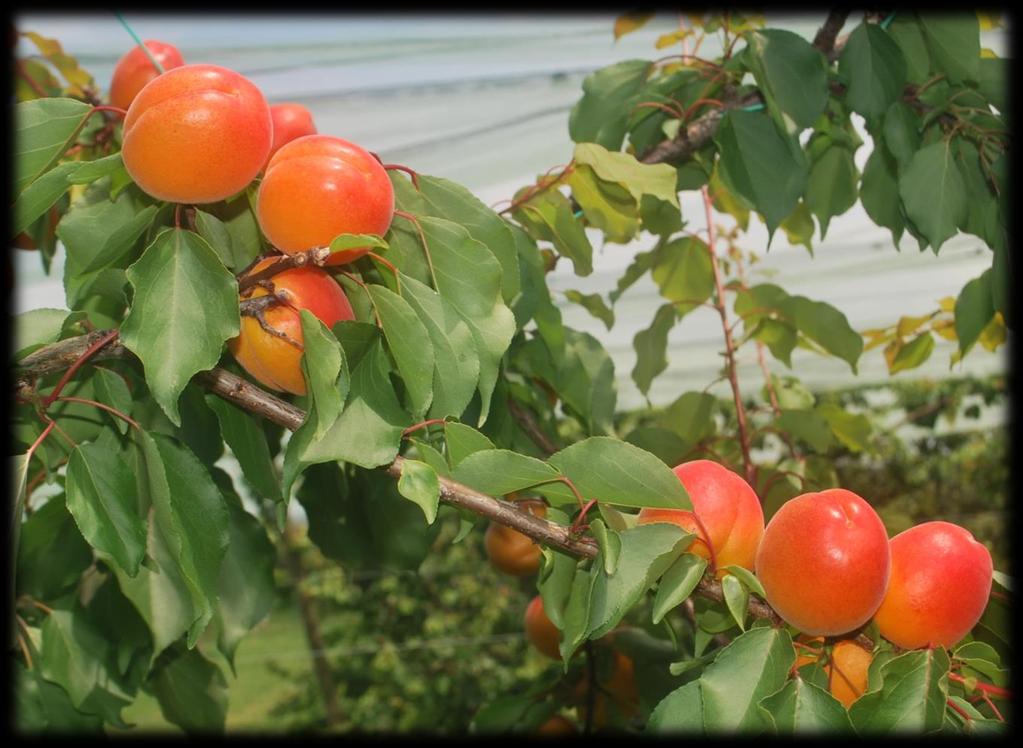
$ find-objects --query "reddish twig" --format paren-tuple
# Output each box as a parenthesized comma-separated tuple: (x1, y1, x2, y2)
(948, 672, 1011, 701)
(382, 163, 420, 191)
(393, 210, 438, 288)
(41, 329, 119, 408)
(401, 418, 448, 439)
(55, 396, 140, 430)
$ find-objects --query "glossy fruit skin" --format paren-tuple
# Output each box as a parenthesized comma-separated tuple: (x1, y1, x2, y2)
(228, 258, 354, 395)
(109, 40, 185, 110)
(484, 501, 546, 576)
(267, 103, 317, 164)
(795, 637, 872, 708)
(122, 64, 272, 204)
(636, 460, 764, 577)
(755, 488, 890, 637)
(524, 595, 561, 660)
(535, 715, 577, 735)
(257, 134, 394, 263)
(872, 521, 993, 649)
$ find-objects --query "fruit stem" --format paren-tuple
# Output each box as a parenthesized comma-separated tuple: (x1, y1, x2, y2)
(948, 672, 1011, 701)
(946, 697, 973, 723)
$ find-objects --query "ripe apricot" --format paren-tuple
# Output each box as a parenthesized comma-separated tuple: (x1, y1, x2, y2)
(755, 489, 890, 637)
(636, 460, 764, 577)
(484, 501, 546, 576)
(257, 134, 394, 264)
(524, 595, 561, 660)
(534, 715, 577, 735)
(228, 258, 354, 395)
(122, 64, 272, 204)
(794, 637, 872, 708)
(109, 39, 184, 111)
(872, 521, 993, 649)
(267, 103, 317, 164)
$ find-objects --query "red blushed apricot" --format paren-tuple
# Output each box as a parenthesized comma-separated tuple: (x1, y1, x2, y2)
(122, 64, 272, 204)
(755, 489, 890, 637)
(873, 521, 993, 649)
(267, 103, 317, 164)
(794, 637, 873, 708)
(524, 595, 561, 660)
(228, 258, 354, 396)
(636, 460, 764, 578)
(257, 134, 394, 263)
(109, 40, 185, 111)
(484, 501, 546, 577)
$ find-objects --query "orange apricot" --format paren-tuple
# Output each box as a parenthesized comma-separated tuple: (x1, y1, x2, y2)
(636, 460, 764, 577)
(794, 637, 873, 708)
(256, 134, 394, 264)
(267, 103, 317, 165)
(122, 64, 272, 204)
(535, 715, 577, 735)
(755, 489, 890, 637)
(872, 521, 993, 649)
(228, 258, 354, 395)
(524, 595, 561, 660)
(109, 39, 184, 111)
(484, 501, 546, 577)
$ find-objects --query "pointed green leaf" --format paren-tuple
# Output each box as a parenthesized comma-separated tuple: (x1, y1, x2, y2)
(452, 449, 561, 497)
(839, 23, 908, 121)
(369, 283, 435, 418)
(898, 141, 967, 251)
(569, 59, 653, 149)
(761, 677, 854, 733)
(722, 573, 749, 631)
(849, 648, 950, 733)
(397, 458, 441, 524)
(149, 644, 228, 734)
(918, 13, 980, 85)
(632, 303, 678, 397)
(14, 97, 92, 194)
(444, 422, 495, 468)
(746, 29, 829, 131)
(573, 142, 680, 208)
(954, 270, 994, 354)
(652, 553, 707, 624)
(205, 395, 282, 503)
(805, 145, 858, 238)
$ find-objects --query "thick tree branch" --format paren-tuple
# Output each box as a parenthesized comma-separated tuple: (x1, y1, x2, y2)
(14, 331, 871, 646)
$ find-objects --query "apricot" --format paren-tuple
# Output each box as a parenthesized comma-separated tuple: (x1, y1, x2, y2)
(872, 521, 993, 649)
(484, 501, 546, 577)
(267, 103, 317, 164)
(636, 460, 764, 577)
(122, 64, 272, 204)
(794, 637, 872, 708)
(576, 652, 640, 729)
(755, 489, 890, 636)
(524, 595, 561, 660)
(228, 258, 354, 395)
(109, 39, 185, 111)
(257, 134, 394, 264)
(535, 715, 577, 735)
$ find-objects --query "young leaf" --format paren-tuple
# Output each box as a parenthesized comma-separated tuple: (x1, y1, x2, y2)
(721, 573, 749, 631)
(566, 164, 639, 243)
(652, 553, 707, 624)
(397, 459, 441, 524)
(651, 236, 714, 313)
(120, 229, 240, 426)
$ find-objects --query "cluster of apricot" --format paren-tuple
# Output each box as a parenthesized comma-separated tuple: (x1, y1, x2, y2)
(108, 40, 395, 395)
(634, 460, 994, 708)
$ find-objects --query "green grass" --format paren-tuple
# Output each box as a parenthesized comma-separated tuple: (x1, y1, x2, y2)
(113, 604, 312, 734)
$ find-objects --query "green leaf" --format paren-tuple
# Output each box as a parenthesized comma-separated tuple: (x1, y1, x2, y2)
(882, 102, 922, 168)
(657, 390, 718, 445)
(746, 29, 829, 132)
(647, 680, 705, 732)
(369, 284, 435, 418)
(715, 110, 808, 234)
(14, 97, 92, 194)
(700, 627, 795, 731)
(149, 644, 228, 734)
(750, 318, 798, 367)
(569, 60, 653, 149)
(849, 648, 950, 733)
(860, 142, 905, 245)
(567, 164, 639, 243)
(632, 303, 678, 397)
(514, 191, 594, 278)
(65, 438, 147, 577)
(780, 201, 815, 255)
(839, 23, 908, 121)
(397, 459, 441, 524)
(452, 449, 561, 498)
(780, 296, 863, 372)
(918, 13, 980, 84)
(213, 502, 275, 672)
(721, 573, 749, 631)
(549, 436, 693, 510)
(12, 161, 80, 237)
(898, 142, 967, 251)
(817, 402, 872, 452)
(120, 229, 240, 426)
(205, 396, 283, 503)
(197, 195, 264, 272)
(537, 544, 579, 632)
(760, 677, 854, 733)
(953, 270, 994, 354)
(777, 409, 834, 452)
(444, 422, 495, 468)
(58, 189, 158, 274)
(564, 290, 615, 330)
(610, 249, 657, 304)
(805, 145, 858, 238)
(559, 565, 598, 661)
(586, 523, 691, 639)
(92, 367, 133, 435)
(573, 142, 680, 208)
(721, 565, 767, 599)
(888, 16, 932, 84)
(978, 57, 1007, 112)
(652, 553, 708, 624)
(14, 308, 80, 359)
(889, 332, 935, 373)
(299, 311, 348, 440)
(651, 236, 714, 313)
(16, 495, 92, 603)
(589, 519, 621, 575)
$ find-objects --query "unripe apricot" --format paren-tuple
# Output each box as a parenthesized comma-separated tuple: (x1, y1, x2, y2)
(636, 460, 764, 578)
(524, 595, 561, 660)
(484, 501, 546, 577)
(794, 637, 872, 708)
(122, 64, 272, 204)
(872, 521, 993, 649)
(535, 715, 577, 735)
(257, 134, 394, 264)
(267, 103, 317, 164)
(228, 258, 354, 395)
(755, 489, 890, 637)
(109, 40, 185, 111)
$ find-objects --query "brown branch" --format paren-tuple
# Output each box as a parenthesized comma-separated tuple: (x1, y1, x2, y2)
(237, 247, 333, 293)
(507, 398, 560, 457)
(812, 9, 850, 59)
